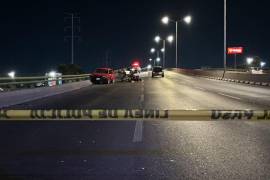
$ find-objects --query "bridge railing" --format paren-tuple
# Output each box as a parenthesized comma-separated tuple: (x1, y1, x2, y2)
(0, 74, 90, 92)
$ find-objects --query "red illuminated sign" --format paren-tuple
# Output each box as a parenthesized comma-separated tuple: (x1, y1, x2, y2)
(227, 47, 243, 55)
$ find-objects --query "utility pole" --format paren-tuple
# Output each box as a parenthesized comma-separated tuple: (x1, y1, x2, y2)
(176, 21, 178, 68)
(64, 13, 80, 65)
(163, 40, 166, 68)
(223, 0, 227, 77)
(105, 50, 112, 67)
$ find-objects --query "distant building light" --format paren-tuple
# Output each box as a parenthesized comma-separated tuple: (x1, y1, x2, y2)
(260, 61, 266, 68)
(8, 71, 16, 79)
(246, 57, 254, 65)
(48, 71, 57, 78)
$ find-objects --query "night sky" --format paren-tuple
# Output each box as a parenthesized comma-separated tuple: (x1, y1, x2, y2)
(1, 0, 269, 75)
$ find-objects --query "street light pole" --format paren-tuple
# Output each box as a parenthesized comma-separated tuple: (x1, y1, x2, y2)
(162, 15, 191, 69)
(234, 54, 237, 70)
(154, 35, 173, 68)
(163, 40, 166, 68)
(157, 51, 160, 66)
(176, 21, 178, 68)
(223, 0, 227, 77)
(71, 13, 74, 65)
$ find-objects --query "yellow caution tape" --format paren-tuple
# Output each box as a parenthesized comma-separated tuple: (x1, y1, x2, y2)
(0, 109, 269, 121)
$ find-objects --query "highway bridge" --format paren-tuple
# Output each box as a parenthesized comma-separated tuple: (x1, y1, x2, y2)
(7, 70, 270, 110)
(1, 70, 270, 179)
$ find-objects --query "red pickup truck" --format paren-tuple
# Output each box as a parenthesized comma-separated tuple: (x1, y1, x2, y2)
(90, 68, 116, 84)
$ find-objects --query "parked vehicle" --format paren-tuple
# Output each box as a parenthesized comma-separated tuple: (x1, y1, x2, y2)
(90, 68, 116, 84)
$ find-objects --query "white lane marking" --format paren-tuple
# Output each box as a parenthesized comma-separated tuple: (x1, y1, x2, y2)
(133, 121, 143, 142)
(195, 87, 206, 91)
(218, 93, 241, 100)
(140, 81, 145, 102)
(141, 86, 144, 92)
(140, 94, 145, 102)
(133, 80, 145, 143)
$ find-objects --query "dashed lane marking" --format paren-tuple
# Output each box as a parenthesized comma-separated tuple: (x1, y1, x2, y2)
(195, 87, 206, 91)
(218, 93, 241, 100)
(140, 95, 145, 102)
(132, 120, 144, 142)
(133, 80, 145, 143)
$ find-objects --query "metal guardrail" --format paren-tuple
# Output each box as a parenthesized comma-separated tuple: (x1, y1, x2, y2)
(0, 74, 90, 81)
(0, 74, 91, 91)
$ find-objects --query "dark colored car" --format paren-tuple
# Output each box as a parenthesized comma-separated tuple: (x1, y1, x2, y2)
(152, 66, 164, 78)
(90, 68, 116, 84)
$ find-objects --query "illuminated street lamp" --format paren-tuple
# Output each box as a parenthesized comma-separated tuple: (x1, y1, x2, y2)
(150, 48, 158, 66)
(154, 35, 174, 68)
(167, 35, 174, 43)
(154, 36, 161, 43)
(156, 57, 161, 63)
(147, 64, 152, 70)
(8, 71, 16, 79)
(246, 57, 254, 65)
(161, 15, 192, 68)
(183, 15, 192, 24)
(161, 16, 169, 24)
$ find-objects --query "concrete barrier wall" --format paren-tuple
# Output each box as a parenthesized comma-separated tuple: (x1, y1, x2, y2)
(0, 81, 91, 108)
(169, 68, 224, 77)
(168, 68, 270, 85)
(224, 72, 270, 83)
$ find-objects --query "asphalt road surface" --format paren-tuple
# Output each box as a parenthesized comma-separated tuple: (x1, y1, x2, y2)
(9, 71, 270, 110)
(1, 71, 270, 179)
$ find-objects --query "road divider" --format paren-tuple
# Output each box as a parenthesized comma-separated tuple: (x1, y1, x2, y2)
(167, 68, 270, 87)
(0, 109, 269, 121)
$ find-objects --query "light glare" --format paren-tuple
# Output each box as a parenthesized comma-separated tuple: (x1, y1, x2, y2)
(150, 48, 156, 53)
(162, 16, 169, 24)
(260, 62, 266, 68)
(155, 36, 161, 43)
(184, 15, 192, 24)
(247, 57, 254, 65)
(167, 35, 174, 43)
(49, 71, 57, 78)
(8, 71, 16, 79)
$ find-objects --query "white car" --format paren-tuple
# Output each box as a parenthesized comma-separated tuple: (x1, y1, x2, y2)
(251, 69, 263, 74)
